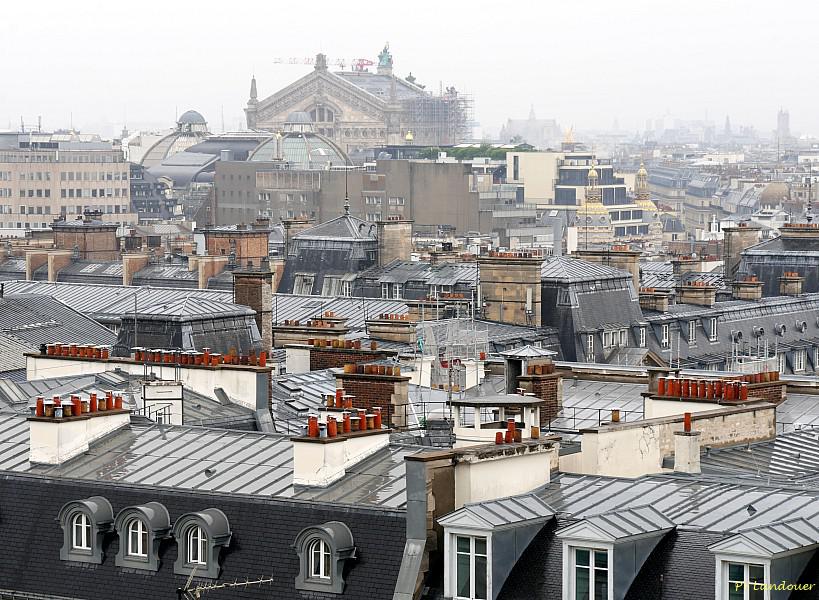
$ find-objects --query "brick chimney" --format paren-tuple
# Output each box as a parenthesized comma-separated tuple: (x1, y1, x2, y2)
(48, 250, 74, 282)
(779, 271, 804, 296)
(292, 428, 391, 487)
(675, 281, 716, 307)
(732, 276, 763, 301)
(272, 319, 349, 349)
(639, 288, 671, 312)
(25, 250, 48, 280)
(365, 314, 417, 344)
(233, 260, 273, 351)
(286, 340, 398, 373)
(516, 366, 562, 428)
(335, 365, 410, 428)
(122, 253, 151, 286)
(197, 255, 229, 289)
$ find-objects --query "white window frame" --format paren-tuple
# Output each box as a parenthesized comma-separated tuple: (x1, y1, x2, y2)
(587, 334, 594, 358)
(341, 280, 352, 297)
(308, 537, 332, 580)
(689, 320, 697, 343)
(638, 327, 646, 348)
(561, 541, 613, 600)
(778, 353, 786, 374)
(794, 349, 806, 372)
(661, 324, 670, 349)
(381, 282, 390, 299)
(126, 518, 148, 558)
(619, 329, 627, 347)
(186, 525, 207, 566)
(71, 512, 92, 551)
(393, 283, 402, 299)
(709, 317, 718, 342)
(603, 331, 611, 348)
(444, 529, 491, 600)
(713, 556, 770, 600)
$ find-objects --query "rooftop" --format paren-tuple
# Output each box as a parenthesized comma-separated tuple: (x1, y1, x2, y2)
(540, 256, 632, 283)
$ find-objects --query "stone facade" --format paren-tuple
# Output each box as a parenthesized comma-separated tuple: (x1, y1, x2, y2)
(478, 253, 542, 326)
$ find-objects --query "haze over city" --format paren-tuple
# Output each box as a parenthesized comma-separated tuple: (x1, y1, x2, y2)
(1, 0, 814, 137)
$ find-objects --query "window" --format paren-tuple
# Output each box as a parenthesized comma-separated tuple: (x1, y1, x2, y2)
(71, 513, 92, 551)
(620, 330, 627, 346)
(322, 276, 342, 296)
(638, 327, 646, 348)
(689, 320, 697, 343)
(603, 331, 611, 348)
(309, 538, 331, 579)
(454, 535, 487, 600)
(572, 547, 609, 600)
(794, 349, 806, 372)
(381, 282, 390, 299)
(58, 497, 114, 564)
(294, 274, 315, 295)
(172, 509, 232, 579)
(661, 324, 670, 349)
(127, 518, 148, 558)
(294, 522, 356, 594)
(778, 353, 786, 374)
(186, 525, 207, 565)
(587, 334, 594, 359)
(557, 288, 572, 306)
(341, 280, 352, 297)
(709, 317, 718, 342)
(393, 283, 402, 299)
(724, 562, 766, 600)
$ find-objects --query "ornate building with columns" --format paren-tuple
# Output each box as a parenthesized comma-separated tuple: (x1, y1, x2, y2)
(245, 46, 472, 152)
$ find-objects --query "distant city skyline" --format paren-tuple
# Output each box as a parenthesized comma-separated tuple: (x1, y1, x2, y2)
(2, 0, 816, 139)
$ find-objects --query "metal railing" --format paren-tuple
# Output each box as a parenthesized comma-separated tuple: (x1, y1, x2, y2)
(547, 407, 644, 432)
(131, 402, 174, 424)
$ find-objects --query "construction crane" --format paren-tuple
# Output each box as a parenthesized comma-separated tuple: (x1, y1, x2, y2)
(271, 57, 376, 72)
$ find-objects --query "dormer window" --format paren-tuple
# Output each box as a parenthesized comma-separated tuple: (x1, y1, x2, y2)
(58, 496, 114, 564)
(294, 521, 356, 594)
(171, 509, 232, 579)
(114, 503, 171, 571)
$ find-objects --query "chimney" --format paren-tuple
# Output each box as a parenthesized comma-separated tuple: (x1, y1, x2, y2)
(286, 337, 398, 374)
(233, 263, 273, 352)
(732, 276, 763, 301)
(365, 314, 417, 345)
(25, 250, 48, 280)
(673, 414, 701, 474)
(292, 427, 390, 487)
(477, 250, 543, 326)
(515, 361, 562, 428)
(671, 256, 700, 280)
(675, 281, 716, 307)
(335, 364, 410, 428)
(197, 255, 229, 289)
(272, 319, 349, 349)
(779, 271, 804, 296)
(639, 288, 671, 312)
(28, 402, 130, 465)
(122, 252, 151, 286)
(573, 245, 641, 292)
(377, 219, 413, 266)
(47, 250, 74, 282)
(282, 218, 315, 253)
(722, 223, 762, 285)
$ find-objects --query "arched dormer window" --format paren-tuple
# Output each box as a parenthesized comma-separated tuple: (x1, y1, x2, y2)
(171, 508, 232, 579)
(114, 502, 171, 571)
(293, 521, 356, 594)
(58, 496, 114, 564)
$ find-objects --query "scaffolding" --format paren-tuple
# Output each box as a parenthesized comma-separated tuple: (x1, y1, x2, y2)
(403, 88, 474, 146)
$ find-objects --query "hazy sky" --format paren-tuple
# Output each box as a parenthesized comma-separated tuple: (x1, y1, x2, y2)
(0, 0, 813, 138)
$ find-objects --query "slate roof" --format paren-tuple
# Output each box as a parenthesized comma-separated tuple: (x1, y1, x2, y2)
(537, 473, 819, 534)
(639, 261, 725, 291)
(0, 258, 27, 280)
(557, 505, 675, 541)
(359, 260, 477, 286)
(699, 429, 819, 487)
(133, 297, 255, 321)
(294, 213, 377, 241)
(272, 294, 407, 329)
(540, 256, 632, 282)
(438, 495, 554, 529)
(0, 415, 415, 508)
(1, 281, 232, 324)
(0, 294, 116, 346)
(712, 517, 819, 556)
(335, 71, 424, 101)
(0, 333, 32, 374)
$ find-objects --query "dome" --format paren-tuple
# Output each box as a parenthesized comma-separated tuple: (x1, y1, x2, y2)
(248, 130, 349, 169)
(177, 110, 207, 125)
(760, 182, 790, 203)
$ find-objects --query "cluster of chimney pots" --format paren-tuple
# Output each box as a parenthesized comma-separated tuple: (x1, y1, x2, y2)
(45, 343, 110, 360)
(310, 338, 377, 351)
(131, 347, 267, 367)
(306, 389, 383, 438)
(342, 362, 400, 376)
(657, 370, 779, 401)
(494, 418, 540, 445)
(526, 362, 555, 375)
(32, 391, 123, 419)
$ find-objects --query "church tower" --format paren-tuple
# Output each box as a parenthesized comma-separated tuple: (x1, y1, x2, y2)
(635, 163, 663, 246)
(574, 162, 613, 248)
(245, 75, 258, 129)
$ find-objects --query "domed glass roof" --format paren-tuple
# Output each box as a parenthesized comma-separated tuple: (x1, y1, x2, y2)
(248, 131, 349, 169)
(178, 110, 207, 125)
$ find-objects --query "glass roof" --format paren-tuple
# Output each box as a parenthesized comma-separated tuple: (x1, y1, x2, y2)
(249, 132, 348, 168)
